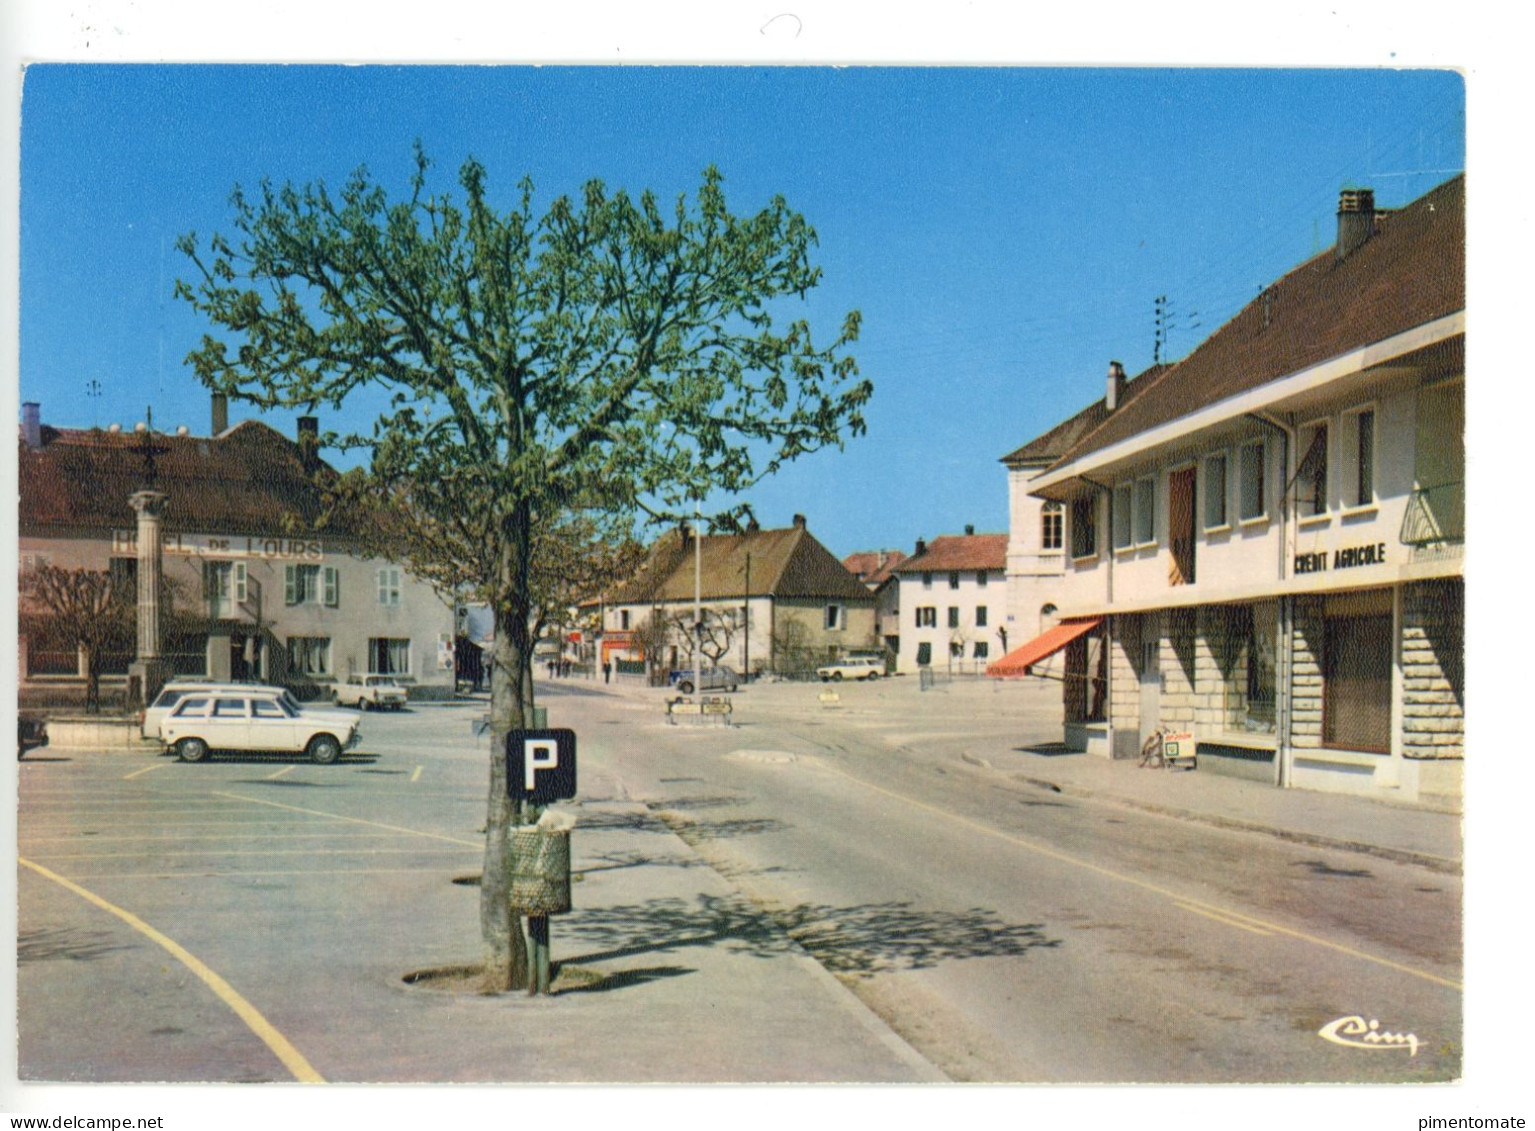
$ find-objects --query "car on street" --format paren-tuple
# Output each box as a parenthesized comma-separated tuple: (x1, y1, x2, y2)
(668, 666, 741, 695)
(141, 679, 292, 740)
(816, 656, 885, 681)
(332, 674, 409, 710)
(159, 690, 362, 764)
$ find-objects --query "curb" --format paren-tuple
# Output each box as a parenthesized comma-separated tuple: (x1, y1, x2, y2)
(1011, 773, 1462, 875)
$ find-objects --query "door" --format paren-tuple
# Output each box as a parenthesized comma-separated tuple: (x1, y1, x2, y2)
(1169, 467, 1196, 585)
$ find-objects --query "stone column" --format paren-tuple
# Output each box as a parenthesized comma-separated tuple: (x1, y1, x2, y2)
(128, 490, 170, 706)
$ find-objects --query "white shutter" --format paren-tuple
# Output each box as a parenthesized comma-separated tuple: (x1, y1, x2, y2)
(324, 567, 339, 607)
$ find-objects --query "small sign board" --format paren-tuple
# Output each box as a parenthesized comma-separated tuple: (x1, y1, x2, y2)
(1161, 731, 1196, 762)
(700, 697, 733, 715)
(505, 728, 578, 803)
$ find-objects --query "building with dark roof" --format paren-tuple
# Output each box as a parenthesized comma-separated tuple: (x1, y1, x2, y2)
(18, 403, 455, 703)
(990, 178, 1464, 806)
(601, 515, 876, 678)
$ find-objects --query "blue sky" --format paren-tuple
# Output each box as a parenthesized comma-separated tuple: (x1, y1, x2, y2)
(18, 65, 1464, 558)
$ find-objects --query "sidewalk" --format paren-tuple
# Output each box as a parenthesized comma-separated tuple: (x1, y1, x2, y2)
(986, 745, 1463, 872)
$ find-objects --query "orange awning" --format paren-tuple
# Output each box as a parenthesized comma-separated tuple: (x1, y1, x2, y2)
(985, 617, 1103, 678)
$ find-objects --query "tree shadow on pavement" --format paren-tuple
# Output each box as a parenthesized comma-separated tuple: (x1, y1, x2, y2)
(559, 893, 1060, 978)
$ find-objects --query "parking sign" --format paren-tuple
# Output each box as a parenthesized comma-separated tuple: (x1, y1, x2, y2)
(505, 729, 578, 803)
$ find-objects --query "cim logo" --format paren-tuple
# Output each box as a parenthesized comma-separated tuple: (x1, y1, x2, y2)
(505, 729, 578, 804)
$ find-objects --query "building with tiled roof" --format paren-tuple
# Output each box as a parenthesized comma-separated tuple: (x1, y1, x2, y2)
(19, 401, 455, 704)
(842, 549, 906, 655)
(601, 515, 876, 678)
(990, 177, 1464, 807)
(889, 528, 1008, 675)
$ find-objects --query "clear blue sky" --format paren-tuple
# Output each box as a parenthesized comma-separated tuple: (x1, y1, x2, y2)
(18, 65, 1463, 558)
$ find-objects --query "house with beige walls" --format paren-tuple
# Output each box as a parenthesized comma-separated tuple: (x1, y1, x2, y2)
(991, 179, 1464, 806)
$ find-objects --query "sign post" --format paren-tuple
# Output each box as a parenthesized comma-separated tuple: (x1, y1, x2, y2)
(505, 728, 578, 995)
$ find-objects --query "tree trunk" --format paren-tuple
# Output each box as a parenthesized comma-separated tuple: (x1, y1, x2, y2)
(479, 498, 535, 993)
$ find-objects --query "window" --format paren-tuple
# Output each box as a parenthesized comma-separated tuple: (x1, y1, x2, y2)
(976, 571, 988, 588)
(948, 571, 960, 590)
(1296, 422, 1329, 518)
(1224, 605, 1276, 734)
(377, 567, 402, 606)
(286, 564, 340, 606)
(368, 637, 412, 675)
(915, 606, 937, 628)
(287, 636, 332, 677)
(204, 561, 248, 618)
(916, 642, 932, 666)
(1238, 440, 1267, 522)
(213, 698, 247, 718)
(1134, 476, 1156, 545)
(921, 571, 933, 588)
(1342, 406, 1376, 509)
(824, 604, 844, 631)
(947, 607, 960, 629)
(253, 699, 287, 719)
(1070, 495, 1097, 559)
(974, 641, 989, 659)
(108, 556, 137, 590)
(950, 640, 964, 658)
(1041, 503, 1063, 551)
(1204, 453, 1229, 530)
(1112, 482, 1134, 550)
(619, 610, 630, 631)
(975, 605, 988, 628)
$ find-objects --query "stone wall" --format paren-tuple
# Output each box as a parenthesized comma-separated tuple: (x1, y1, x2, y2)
(1401, 579, 1464, 760)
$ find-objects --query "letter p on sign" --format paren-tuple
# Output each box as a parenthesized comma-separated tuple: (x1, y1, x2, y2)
(505, 729, 578, 804)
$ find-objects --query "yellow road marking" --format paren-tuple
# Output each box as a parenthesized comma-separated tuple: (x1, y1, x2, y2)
(62, 868, 477, 881)
(20, 831, 429, 845)
(1174, 902, 1273, 936)
(26, 847, 475, 861)
(266, 766, 297, 781)
(212, 792, 481, 847)
(122, 764, 168, 781)
(815, 760, 1462, 992)
(18, 856, 325, 1083)
(411, 765, 424, 783)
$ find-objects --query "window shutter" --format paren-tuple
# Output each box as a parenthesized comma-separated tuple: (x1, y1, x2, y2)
(285, 565, 297, 605)
(324, 567, 339, 607)
(234, 562, 248, 604)
(377, 569, 387, 605)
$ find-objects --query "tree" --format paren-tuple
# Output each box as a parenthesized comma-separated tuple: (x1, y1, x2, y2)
(659, 604, 747, 668)
(175, 148, 869, 991)
(20, 565, 132, 713)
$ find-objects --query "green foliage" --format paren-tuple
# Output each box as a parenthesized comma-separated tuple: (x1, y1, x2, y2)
(175, 146, 869, 525)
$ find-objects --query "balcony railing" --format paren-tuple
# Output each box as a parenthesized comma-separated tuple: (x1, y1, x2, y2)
(1400, 481, 1465, 546)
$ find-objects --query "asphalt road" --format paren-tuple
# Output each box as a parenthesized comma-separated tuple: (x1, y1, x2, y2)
(552, 674, 1462, 1082)
(15, 675, 1461, 1084)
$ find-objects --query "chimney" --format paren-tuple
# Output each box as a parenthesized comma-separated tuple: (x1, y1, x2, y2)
(297, 415, 319, 471)
(964, 524, 975, 537)
(792, 514, 806, 529)
(21, 402, 41, 450)
(915, 537, 926, 557)
(211, 392, 229, 435)
(1336, 188, 1376, 262)
(1105, 361, 1127, 411)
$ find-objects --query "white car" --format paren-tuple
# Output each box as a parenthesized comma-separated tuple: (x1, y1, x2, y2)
(815, 656, 885, 682)
(141, 679, 290, 740)
(160, 691, 362, 764)
(333, 674, 408, 710)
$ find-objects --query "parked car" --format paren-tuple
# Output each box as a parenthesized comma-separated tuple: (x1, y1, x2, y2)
(141, 679, 290, 740)
(18, 715, 47, 760)
(816, 656, 885, 682)
(668, 666, 741, 695)
(332, 674, 408, 710)
(160, 690, 362, 764)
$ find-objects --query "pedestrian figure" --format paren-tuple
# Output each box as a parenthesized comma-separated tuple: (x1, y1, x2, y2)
(603, 660, 612, 684)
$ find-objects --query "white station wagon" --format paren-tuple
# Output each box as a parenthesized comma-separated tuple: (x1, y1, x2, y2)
(161, 691, 362, 764)
(815, 656, 885, 682)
